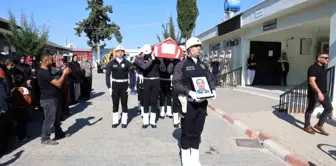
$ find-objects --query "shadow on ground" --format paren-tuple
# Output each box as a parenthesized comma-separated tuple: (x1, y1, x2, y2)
(317, 144, 336, 161)
(70, 101, 93, 115)
(127, 106, 140, 125)
(272, 110, 305, 131)
(66, 116, 102, 135)
(0, 150, 24, 165)
(90, 91, 105, 99)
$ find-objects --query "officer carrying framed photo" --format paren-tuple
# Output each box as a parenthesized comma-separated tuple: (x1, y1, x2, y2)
(172, 37, 216, 166)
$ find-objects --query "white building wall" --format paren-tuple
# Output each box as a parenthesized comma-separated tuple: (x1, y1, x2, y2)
(242, 0, 310, 26)
(244, 0, 336, 40)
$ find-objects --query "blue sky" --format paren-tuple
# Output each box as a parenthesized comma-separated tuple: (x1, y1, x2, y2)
(0, 0, 261, 49)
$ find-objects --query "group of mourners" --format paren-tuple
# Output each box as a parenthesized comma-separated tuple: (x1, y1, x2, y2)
(0, 53, 93, 156)
(105, 37, 216, 166)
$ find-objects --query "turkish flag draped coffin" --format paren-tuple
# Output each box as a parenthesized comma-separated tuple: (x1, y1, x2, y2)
(153, 38, 183, 60)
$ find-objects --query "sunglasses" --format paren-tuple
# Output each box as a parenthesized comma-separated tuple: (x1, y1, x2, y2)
(320, 57, 329, 60)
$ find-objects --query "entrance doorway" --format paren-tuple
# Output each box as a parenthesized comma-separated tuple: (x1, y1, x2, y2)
(250, 41, 282, 85)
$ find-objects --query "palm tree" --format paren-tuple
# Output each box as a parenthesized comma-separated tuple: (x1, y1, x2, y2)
(156, 16, 183, 44)
(5, 10, 49, 58)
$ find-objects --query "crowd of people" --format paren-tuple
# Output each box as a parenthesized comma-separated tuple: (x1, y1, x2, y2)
(0, 53, 93, 155)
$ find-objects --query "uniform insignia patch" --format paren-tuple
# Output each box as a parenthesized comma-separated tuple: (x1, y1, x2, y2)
(121, 64, 125, 68)
(200, 64, 205, 69)
(113, 65, 118, 68)
(186, 66, 195, 71)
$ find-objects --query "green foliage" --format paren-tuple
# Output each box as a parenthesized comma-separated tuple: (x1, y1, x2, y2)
(156, 15, 182, 44)
(177, 0, 199, 40)
(5, 10, 49, 57)
(74, 0, 122, 50)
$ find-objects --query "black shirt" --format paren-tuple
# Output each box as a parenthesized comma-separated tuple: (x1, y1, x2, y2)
(247, 58, 256, 70)
(159, 59, 174, 79)
(135, 55, 162, 78)
(37, 68, 58, 99)
(211, 61, 220, 73)
(307, 63, 327, 96)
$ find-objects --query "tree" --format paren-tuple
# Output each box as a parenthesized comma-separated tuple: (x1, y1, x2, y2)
(156, 16, 182, 44)
(74, 0, 122, 62)
(177, 0, 199, 40)
(5, 10, 49, 58)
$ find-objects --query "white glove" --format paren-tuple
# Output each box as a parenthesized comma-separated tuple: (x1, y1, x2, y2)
(151, 53, 155, 60)
(139, 75, 144, 84)
(109, 88, 112, 96)
(212, 90, 216, 99)
(126, 88, 131, 94)
(170, 75, 173, 87)
(178, 95, 187, 113)
(188, 91, 201, 102)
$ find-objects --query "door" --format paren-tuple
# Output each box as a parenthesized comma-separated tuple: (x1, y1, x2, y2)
(250, 41, 282, 85)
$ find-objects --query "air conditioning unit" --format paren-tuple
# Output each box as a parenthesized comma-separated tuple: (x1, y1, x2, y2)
(320, 42, 329, 53)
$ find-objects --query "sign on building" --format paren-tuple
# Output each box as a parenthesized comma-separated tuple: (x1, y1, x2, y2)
(263, 19, 277, 31)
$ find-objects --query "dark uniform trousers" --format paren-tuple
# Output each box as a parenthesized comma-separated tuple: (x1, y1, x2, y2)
(172, 90, 182, 114)
(305, 93, 333, 126)
(112, 82, 129, 113)
(137, 79, 144, 106)
(181, 100, 208, 150)
(159, 80, 172, 107)
(143, 79, 160, 113)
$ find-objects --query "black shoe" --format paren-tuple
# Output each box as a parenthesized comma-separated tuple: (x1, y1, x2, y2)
(160, 116, 165, 119)
(167, 115, 173, 119)
(174, 124, 179, 128)
(121, 124, 127, 128)
(41, 139, 59, 145)
(112, 124, 118, 128)
(151, 124, 157, 128)
(142, 124, 149, 129)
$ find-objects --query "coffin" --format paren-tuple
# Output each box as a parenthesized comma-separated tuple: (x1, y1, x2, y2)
(152, 38, 183, 60)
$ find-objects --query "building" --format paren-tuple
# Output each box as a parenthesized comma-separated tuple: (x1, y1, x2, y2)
(73, 48, 93, 62)
(197, 0, 336, 114)
(198, 0, 335, 85)
(0, 17, 72, 57)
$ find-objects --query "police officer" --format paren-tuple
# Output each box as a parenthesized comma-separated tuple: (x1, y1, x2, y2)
(135, 44, 164, 129)
(172, 37, 216, 166)
(159, 58, 174, 119)
(106, 45, 133, 128)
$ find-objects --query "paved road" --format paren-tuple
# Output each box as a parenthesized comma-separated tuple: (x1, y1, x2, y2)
(0, 73, 287, 166)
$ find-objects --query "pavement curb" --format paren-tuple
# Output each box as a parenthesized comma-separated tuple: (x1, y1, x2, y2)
(208, 104, 309, 166)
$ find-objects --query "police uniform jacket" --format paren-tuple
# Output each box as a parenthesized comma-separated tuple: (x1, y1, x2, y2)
(105, 58, 133, 89)
(135, 55, 164, 78)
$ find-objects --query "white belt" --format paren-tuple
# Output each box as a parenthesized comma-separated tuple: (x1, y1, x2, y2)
(160, 78, 171, 81)
(112, 78, 128, 83)
(144, 77, 159, 80)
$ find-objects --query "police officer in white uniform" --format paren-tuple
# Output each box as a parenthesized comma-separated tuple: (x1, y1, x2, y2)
(172, 37, 216, 166)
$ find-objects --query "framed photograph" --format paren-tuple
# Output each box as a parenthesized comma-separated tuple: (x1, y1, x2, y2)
(191, 76, 214, 99)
